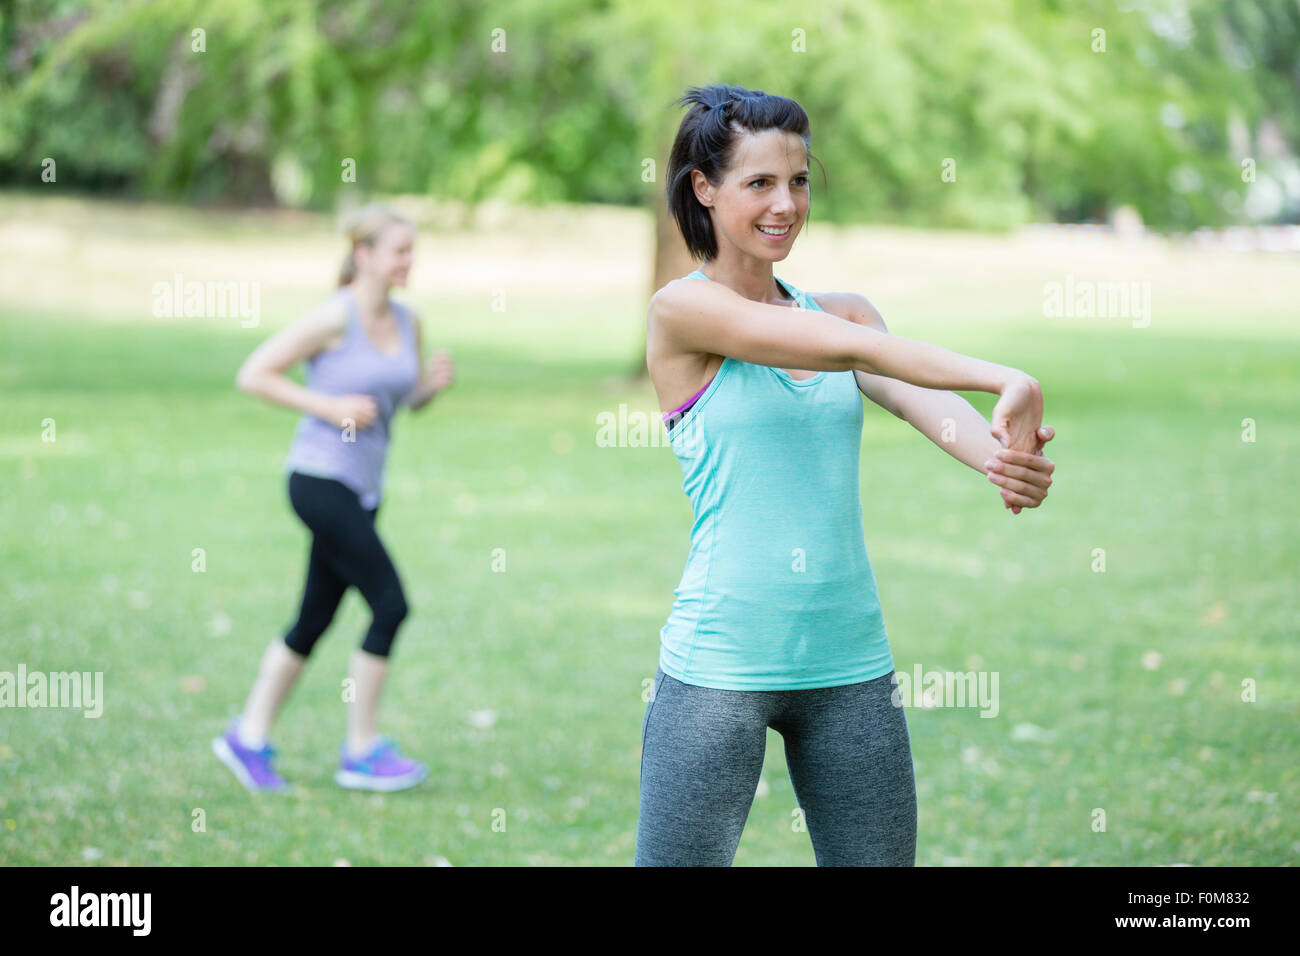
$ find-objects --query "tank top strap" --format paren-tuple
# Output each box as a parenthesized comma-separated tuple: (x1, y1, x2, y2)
(774, 276, 800, 308)
(388, 297, 416, 354)
(776, 277, 823, 312)
(336, 286, 415, 354)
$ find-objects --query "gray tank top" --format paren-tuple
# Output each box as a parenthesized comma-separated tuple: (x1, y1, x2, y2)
(282, 286, 420, 508)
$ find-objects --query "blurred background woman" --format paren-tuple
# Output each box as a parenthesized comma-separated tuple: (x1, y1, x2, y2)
(213, 203, 454, 793)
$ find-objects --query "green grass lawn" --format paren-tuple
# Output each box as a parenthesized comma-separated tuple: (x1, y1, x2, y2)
(0, 198, 1296, 865)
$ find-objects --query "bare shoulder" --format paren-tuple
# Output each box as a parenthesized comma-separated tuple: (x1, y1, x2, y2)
(646, 275, 703, 344)
(295, 292, 350, 354)
(237, 291, 350, 380)
(304, 291, 350, 331)
(807, 291, 888, 332)
(647, 276, 693, 321)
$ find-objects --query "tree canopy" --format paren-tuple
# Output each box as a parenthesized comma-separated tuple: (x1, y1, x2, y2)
(2, 0, 1296, 228)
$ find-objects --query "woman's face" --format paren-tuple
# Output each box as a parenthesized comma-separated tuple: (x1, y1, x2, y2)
(692, 128, 810, 263)
(358, 222, 415, 287)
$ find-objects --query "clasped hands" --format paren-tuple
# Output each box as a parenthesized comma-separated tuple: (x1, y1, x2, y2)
(987, 378, 1055, 515)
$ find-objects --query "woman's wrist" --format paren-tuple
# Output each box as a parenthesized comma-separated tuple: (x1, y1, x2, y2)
(311, 391, 340, 422)
(998, 370, 1040, 396)
(410, 382, 438, 409)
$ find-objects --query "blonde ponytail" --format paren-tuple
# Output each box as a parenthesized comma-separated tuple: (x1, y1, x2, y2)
(337, 203, 414, 288)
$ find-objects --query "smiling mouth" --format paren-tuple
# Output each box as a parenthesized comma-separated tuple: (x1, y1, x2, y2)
(756, 223, 792, 237)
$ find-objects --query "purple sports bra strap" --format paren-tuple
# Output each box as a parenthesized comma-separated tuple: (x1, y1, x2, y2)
(663, 375, 714, 423)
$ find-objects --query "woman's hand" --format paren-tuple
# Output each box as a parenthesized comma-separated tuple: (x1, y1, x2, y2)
(329, 393, 379, 430)
(426, 349, 455, 395)
(987, 425, 1055, 514)
(990, 375, 1043, 454)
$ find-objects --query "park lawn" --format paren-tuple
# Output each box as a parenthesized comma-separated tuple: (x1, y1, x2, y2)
(0, 215, 1296, 866)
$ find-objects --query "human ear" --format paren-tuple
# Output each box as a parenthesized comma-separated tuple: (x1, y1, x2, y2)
(690, 169, 714, 208)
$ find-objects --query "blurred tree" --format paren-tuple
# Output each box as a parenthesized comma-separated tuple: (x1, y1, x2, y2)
(5, 0, 1294, 224)
(5, 0, 1292, 228)
(1, 0, 1295, 376)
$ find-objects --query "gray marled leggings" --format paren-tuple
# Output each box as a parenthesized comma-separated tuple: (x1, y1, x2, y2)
(635, 667, 917, 866)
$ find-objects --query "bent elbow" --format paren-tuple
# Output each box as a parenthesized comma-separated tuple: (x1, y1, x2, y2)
(844, 348, 878, 376)
(842, 324, 887, 376)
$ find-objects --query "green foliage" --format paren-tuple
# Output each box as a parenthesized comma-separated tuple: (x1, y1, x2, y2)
(1, 0, 1295, 227)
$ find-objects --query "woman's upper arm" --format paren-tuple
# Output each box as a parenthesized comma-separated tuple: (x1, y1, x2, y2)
(408, 306, 423, 362)
(809, 291, 908, 416)
(809, 291, 888, 334)
(236, 297, 347, 386)
(651, 277, 871, 372)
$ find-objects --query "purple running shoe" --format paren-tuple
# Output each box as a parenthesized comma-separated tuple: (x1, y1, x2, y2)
(212, 717, 289, 792)
(335, 736, 428, 791)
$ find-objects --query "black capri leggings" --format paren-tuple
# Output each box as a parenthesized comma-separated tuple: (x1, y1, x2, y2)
(283, 471, 409, 658)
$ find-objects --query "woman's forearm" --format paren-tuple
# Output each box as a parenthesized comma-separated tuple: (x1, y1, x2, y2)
(403, 379, 438, 411)
(238, 371, 335, 422)
(850, 326, 1033, 395)
(893, 386, 1006, 474)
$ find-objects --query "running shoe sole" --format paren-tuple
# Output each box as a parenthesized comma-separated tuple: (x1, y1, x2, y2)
(212, 735, 287, 793)
(334, 765, 429, 792)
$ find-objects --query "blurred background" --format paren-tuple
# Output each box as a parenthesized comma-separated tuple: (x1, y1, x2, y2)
(0, 0, 1296, 866)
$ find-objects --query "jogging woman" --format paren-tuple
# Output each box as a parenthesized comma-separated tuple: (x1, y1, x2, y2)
(213, 203, 455, 793)
(637, 84, 1057, 865)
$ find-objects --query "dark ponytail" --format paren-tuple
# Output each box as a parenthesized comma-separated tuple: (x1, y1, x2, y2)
(666, 83, 819, 262)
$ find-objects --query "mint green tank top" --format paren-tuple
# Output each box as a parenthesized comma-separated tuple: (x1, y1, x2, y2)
(657, 269, 895, 690)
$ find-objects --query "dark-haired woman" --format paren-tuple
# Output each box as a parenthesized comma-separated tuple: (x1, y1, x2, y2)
(214, 203, 455, 793)
(637, 84, 1056, 865)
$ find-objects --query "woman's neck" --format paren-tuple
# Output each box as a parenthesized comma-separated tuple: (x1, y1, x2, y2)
(349, 276, 391, 320)
(699, 256, 788, 304)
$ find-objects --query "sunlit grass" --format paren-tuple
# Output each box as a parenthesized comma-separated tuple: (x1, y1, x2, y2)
(0, 195, 1295, 865)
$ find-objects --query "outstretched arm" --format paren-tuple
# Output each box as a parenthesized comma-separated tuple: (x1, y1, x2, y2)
(811, 291, 1055, 512)
(868, 383, 1055, 510)
(653, 276, 1044, 451)
(873, 383, 1015, 475)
